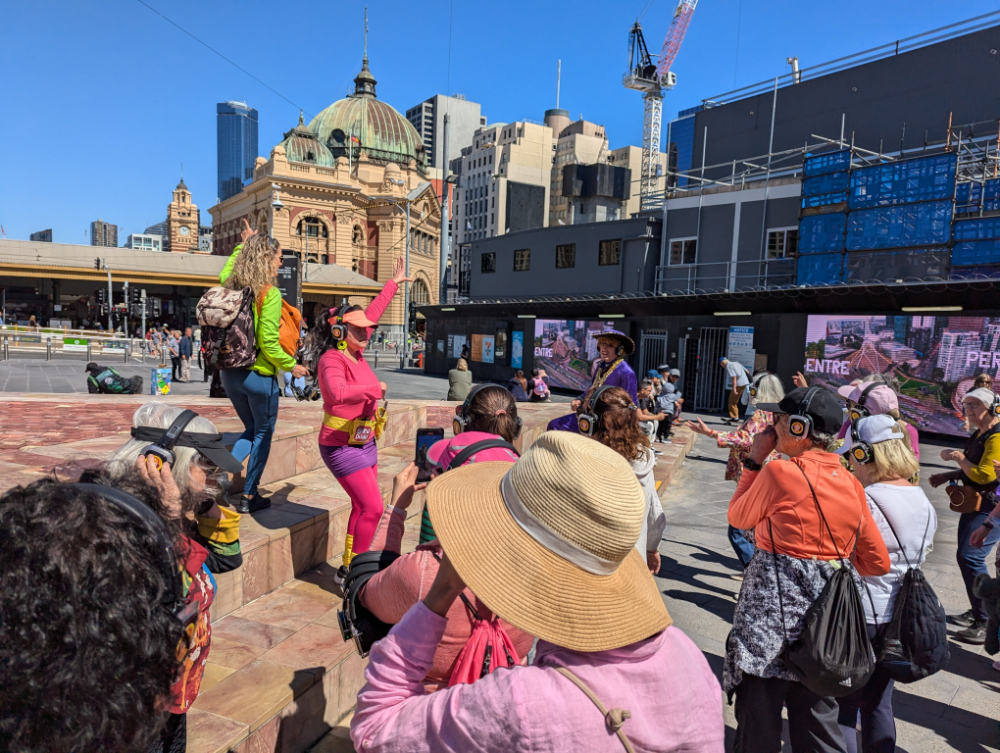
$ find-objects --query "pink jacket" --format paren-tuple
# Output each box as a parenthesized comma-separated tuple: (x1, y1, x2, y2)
(351, 602, 724, 752)
(318, 280, 398, 445)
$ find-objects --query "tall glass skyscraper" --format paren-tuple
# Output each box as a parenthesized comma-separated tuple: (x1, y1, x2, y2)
(217, 101, 258, 202)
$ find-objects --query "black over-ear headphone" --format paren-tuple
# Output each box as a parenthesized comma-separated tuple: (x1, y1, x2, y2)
(72, 483, 200, 655)
(577, 384, 636, 436)
(788, 386, 821, 438)
(453, 383, 522, 439)
(141, 409, 198, 471)
(990, 392, 1000, 418)
(849, 383, 879, 423)
(848, 419, 875, 465)
(327, 306, 351, 350)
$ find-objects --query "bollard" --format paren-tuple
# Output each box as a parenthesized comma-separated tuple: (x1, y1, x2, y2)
(124, 342, 130, 364)
(399, 353, 404, 371)
(46, 337, 52, 361)
(1, 335, 7, 361)
(373, 349, 378, 369)
(87, 342, 92, 363)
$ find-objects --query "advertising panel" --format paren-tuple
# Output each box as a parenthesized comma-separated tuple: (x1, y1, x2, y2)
(804, 314, 1000, 437)
(452, 335, 466, 359)
(533, 319, 625, 391)
(511, 331, 524, 369)
(471, 334, 483, 362)
(481, 335, 495, 364)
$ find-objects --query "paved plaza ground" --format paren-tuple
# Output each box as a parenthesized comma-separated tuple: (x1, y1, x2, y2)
(0, 353, 572, 402)
(657, 414, 1000, 752)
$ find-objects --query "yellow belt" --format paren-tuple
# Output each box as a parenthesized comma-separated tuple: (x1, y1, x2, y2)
(323, 404, 388, 444)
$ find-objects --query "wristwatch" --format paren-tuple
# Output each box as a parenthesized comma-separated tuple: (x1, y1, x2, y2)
(742, 457, 763, 472)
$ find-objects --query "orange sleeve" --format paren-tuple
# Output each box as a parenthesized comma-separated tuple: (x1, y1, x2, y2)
(851, 481, 891, 577)
(728, 461, 784, 532)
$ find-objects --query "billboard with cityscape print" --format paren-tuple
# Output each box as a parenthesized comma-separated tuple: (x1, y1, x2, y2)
(804, 315, 1000, 437)
(533, 320, 624, 392)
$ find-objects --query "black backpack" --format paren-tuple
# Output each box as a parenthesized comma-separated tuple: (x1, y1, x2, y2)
(864, 501, 949, 683)
(770, 466, 875, 698)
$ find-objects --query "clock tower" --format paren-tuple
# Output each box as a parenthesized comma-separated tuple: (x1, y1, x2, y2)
(167, 178, 199, 253)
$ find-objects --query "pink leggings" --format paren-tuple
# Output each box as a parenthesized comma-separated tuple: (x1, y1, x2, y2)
(336, 464, 384, 558)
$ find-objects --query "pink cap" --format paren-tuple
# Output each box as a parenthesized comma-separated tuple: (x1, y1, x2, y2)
(847, 383, 898, 414)
(837, 384, 857, 399)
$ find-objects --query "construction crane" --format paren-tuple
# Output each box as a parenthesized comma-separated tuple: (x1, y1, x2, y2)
(624, 0, 699, 205)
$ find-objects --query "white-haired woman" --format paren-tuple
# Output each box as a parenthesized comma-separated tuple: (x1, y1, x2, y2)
(686, 372, 785, 572)
(219, 221, 309, 514)
(106, 401, 245, 753)
(834, 414, 936, 753)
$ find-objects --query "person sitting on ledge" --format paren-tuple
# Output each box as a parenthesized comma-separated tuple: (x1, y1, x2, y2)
(359, 385, 532, 692)
(546, 329, 638, 433)
(350, 431, 724, 752)
(86, 361, 143, 394)
(105, 402, 245, 753)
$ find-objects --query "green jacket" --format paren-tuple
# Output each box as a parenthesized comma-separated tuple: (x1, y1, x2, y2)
(220, 245, 296, 377)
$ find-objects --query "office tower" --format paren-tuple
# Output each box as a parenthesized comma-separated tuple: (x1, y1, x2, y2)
(217, 101, 259, 202)
(29, 229, 52, 242)
(406, 94, 486, 171)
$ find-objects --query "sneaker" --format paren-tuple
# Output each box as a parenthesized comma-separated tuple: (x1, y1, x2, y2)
(235, 493, 271, 514)
(956, 620, 987, 645)
(652, 447, 663, 455)
(333, 565, 349, 585)
(947, 609, 976, 627)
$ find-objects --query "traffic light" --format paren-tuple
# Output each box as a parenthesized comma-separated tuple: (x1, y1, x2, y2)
(407, 301, 417, 333)
(130, 287, 141, 305)
(94, 257, 101, 270)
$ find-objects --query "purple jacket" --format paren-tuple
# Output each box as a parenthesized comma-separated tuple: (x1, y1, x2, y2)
(547, 359, 638, 433)
(351, 602, 724, 752)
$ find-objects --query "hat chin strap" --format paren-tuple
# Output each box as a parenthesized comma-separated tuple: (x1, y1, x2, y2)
(500, 471, 621, 576)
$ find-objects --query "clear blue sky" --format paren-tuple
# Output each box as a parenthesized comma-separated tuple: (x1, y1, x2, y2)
(1, 0, 996, 243)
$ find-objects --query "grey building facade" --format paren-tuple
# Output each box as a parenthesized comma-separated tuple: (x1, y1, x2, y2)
(470, 215, 661, 299)
(405, 94, 486, 171)
(217, 101, 259, 202)
(29, 229, 52, 242)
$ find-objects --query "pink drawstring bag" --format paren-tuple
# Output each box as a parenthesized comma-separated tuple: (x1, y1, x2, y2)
(447, 593, 521, 687)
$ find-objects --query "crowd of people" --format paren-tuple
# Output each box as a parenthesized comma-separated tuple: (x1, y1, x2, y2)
(6, 223, 1000, 752)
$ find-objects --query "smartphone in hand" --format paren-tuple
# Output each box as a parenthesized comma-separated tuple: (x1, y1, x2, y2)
(415, 427, 445, 483)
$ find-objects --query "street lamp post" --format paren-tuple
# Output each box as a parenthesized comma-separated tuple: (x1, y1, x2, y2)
(390, 179, 410, 351)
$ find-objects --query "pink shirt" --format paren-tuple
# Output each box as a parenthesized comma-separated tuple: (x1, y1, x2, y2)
(318, 280, 398, 446)
(351, 602, 724, 753)
(427, 431, 519, 470)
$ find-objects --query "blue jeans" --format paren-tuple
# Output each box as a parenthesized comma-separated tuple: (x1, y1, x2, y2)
(728, 525, 755, 570)
(957, 506, 1000, 621)
(837, 625, 895, 753)
(220, 368, 279, 497)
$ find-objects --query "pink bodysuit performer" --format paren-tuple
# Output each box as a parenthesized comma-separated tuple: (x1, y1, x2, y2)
(316, 257, 411, 582)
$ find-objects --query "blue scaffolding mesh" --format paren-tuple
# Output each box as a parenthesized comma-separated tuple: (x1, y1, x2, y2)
(952, 239, 1000, 266)
(953, 216, 1000, 241)
(843, 248, 949, 282)
(799, 213, 847, 254)
(951, 263, 1000, 280)
(802, 192, 849, 209)
(803, 150, 852, 178)
(803, 171, 850, 197)
(797, 253, 843, 285)
(846, 200, 952, 250)
(849, 153, 956, 208)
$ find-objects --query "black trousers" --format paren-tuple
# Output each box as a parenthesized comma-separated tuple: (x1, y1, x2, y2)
(171, 357, 181, 380)
(734, 674, 847, 753)
(656, 412, 674, 440)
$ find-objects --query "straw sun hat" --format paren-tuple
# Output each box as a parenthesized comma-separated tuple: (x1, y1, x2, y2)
(426, 431, 671, 652)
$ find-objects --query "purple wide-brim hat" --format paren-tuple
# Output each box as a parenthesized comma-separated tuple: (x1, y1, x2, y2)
(595, 329, 635, 356)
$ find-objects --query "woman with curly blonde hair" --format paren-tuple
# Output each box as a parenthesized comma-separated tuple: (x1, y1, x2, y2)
(585, 384, 666, 575)
(219, 220, 309, 514)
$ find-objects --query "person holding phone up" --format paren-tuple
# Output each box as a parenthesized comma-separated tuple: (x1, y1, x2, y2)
(311, 257, 412, 584)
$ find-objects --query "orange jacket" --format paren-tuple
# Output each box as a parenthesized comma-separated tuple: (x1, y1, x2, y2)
(728, 450, 890, 577)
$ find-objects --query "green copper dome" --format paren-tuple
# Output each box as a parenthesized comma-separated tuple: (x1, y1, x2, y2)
(308, 58, 426, 171)
(279, 112, 335, 167)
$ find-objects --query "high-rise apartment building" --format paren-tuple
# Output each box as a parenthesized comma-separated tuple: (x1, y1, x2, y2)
(546, 110, 608, 225)
(607, 145, 667, 219)
(90, 219, 118, 247)
(217, 101, 259, 202)
(937, 330, 981, 382)
(29, 229, 52, 242)
(451, 121, 553, 245)
(406, 94, 486, 171)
